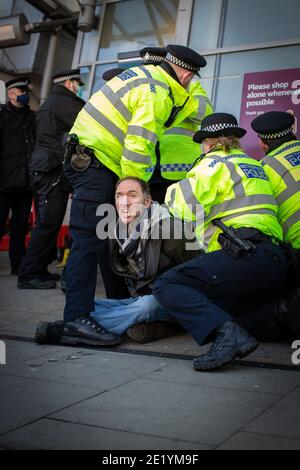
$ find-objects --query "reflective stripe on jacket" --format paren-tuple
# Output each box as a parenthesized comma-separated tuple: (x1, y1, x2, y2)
(165, 148, 282, 252)
(262, 140, 300, 249)
(70, 65, 198, 180)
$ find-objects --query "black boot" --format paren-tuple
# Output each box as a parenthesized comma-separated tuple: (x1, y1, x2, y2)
(193, 321, 258, 371)
(275, 288, 300, 336)
(62, 315, 122, 347)
(35, 320, 65, 344)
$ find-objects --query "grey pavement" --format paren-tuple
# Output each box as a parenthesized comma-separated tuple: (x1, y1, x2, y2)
(1, 252, 300, 450)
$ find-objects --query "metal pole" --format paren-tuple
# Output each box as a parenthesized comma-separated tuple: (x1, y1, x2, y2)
(40, 28, 61, 105)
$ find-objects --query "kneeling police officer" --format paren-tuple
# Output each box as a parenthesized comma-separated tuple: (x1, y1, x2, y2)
(153, 113, 287, 371)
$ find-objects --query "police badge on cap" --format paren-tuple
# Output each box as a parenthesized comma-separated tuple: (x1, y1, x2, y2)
(165, 44, 207, 76)
(251, 111, 295, 140)
(139, 47, 167, 65)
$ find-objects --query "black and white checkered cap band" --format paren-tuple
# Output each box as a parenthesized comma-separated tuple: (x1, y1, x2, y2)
(165, 52, 199, 73)
(143, 52, 165, 62)
(6, 81, 29, 90)
(53, 73, 81, 84)
(258, 127, 294, 140)
(202, 123, 238, 132)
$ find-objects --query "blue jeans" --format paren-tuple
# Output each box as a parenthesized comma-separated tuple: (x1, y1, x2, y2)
(90, 295, 175, 335)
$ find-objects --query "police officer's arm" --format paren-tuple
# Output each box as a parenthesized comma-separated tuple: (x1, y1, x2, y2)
(121, 87, 171, 180)
(164, 160, 224, 224)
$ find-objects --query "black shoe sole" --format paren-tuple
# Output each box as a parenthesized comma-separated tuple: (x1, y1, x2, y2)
(60, 334, 122, 347)
(193, 340, 259, 371)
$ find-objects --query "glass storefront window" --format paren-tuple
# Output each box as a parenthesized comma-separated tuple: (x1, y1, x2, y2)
(189, 0, 222, 51)
(98, 0, 178, 61)
(79, 66, 92, 101)
(214, 45, 300, 118)
(223, 0, 300, 47)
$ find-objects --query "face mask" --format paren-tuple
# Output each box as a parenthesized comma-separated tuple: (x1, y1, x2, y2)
(16, 93, 30, 106)
(76, 86, 83, 99)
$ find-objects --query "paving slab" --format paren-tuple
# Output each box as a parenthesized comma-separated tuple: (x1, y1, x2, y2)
(0, 418, 212, 450)
(2, 339, 65, 362)
(1, 340, 177, 390)
(244, 386, 300, 440)
(144, 361, 300, 395)
(217, 431, 300, 450)
(0, 374, 101, 435)
(51, 376, 280, 447)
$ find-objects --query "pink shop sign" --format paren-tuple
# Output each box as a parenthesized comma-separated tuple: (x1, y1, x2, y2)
(239, 68, 300, 159)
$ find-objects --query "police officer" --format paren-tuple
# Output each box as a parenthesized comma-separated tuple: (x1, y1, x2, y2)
(18, 69, 85, 289)
(251, 111, 300, 269)
(0, 77, 35, 275)
(152, 113, 287, 371)
(140, 46, 213, 203)
(62, 44, 205, 342)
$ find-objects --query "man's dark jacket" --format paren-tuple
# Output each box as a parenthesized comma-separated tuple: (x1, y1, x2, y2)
(110, 203, 199, 297)
(29, 84, 85, 172)
(0, 102, 35, 191)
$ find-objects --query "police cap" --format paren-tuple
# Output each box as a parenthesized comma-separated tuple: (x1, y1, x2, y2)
(5, 76, 31, 91)
(251, 111, 295, 140)
(53, 68, 84, 86)
(102, 68, 124, 81)
(139, 46, 167, 65)
(165, 44, 207, 75)
(193, 113, 247, 143)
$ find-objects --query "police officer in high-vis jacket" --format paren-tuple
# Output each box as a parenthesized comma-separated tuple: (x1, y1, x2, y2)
(251, 112, 300, 273)
(140, 46, 213, 202)
(61, 44, 207, 346)
(153, 113, 287, 371)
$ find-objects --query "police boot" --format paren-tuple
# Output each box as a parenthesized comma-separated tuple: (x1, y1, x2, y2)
(275, 288, 300, 336)
(62, 315, 122, 347)
(193, 321, 258, 371)
(35, 320, 64, 344)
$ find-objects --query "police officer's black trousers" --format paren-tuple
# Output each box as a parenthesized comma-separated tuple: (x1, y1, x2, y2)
(0, 190, 32, 272)
(18, 171, 69, 279)
(153, 241, 287, 346)
(62, 161, 129, 322)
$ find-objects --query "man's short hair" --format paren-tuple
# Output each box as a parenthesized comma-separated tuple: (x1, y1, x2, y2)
(115, 177, 151, 197)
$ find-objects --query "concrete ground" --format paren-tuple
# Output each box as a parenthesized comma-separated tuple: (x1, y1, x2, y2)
(0, 252, 300, 450)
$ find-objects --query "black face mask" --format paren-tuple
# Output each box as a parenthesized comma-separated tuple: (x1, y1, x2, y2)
(16, 93, 30, 106)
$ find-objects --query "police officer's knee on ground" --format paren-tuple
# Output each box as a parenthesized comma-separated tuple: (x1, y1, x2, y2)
(153, 112, 287, 371)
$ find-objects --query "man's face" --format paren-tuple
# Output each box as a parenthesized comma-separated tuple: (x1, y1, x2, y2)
(115, 180, 151, 225)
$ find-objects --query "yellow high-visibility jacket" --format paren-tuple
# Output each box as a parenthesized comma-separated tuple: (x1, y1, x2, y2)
(262, 140, 300, 249)
(70, 65, 198, 180)
(165, 148, 282, 252)
(159, 79, 213, 180)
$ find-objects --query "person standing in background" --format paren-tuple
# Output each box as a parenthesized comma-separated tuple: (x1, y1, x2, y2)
(0, 77, 35, 275)
(18, 69, 85, 289)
